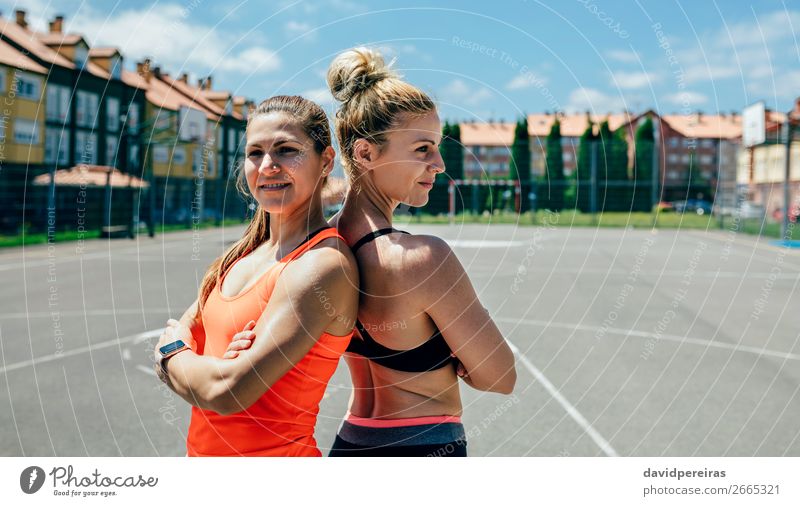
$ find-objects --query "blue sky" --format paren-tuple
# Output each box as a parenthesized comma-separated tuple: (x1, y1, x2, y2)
(5, 0, 800, 122)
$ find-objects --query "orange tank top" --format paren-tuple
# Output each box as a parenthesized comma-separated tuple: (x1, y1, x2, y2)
(186, 228, 353, 457)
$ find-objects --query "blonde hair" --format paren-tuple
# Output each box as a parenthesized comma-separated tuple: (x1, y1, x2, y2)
(194, 95, 331, 318)
(326, 47, 436, 187)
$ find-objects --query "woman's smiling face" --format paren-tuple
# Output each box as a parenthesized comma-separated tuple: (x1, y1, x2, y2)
(244, 112, 332, 215)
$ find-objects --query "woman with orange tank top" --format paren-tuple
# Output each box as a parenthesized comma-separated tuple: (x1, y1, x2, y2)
(154, 95, 359, 457)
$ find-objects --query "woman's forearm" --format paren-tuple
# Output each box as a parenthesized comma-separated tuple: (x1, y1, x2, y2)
(163, 351, 233, 413)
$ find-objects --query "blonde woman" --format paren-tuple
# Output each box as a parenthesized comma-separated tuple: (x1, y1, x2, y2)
(324, 48, 517, 456)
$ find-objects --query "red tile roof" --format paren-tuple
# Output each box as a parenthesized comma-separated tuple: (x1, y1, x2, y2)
(0, 16, 74, 68)
(32, 165, 149, 188)
(459, 122, 515, 147)
(0, 39, 47, 74)
(88, 47, 121, 58)
(660, 113, 742, 139)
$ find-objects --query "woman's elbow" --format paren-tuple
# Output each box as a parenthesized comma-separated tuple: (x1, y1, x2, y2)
(206, 387, 254, 416)
(205, 372, 268, 415)
(490, 368, 517, 394)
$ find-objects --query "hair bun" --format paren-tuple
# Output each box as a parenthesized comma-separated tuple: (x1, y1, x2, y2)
(327, 47, 397, 103)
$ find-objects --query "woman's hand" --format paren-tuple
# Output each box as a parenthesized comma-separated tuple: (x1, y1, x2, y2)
(154, 318, 193, 362)
(223, 320, 257, 359)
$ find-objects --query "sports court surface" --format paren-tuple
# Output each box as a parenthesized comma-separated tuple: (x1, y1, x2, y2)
(1, 220, 798, 457)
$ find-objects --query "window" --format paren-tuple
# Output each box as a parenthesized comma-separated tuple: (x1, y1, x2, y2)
(13, 72, 42, 100)
(470, 146, 482, 157)
(172, 147, 186, 165)
(76, 90, 99, 127)
(681, 154, 689, 163)
(217, 153, 224, 177)
(192, 148, 203, 174)
(0, 68, 6, 93)
(667, 170, 679, 180)
(153, 145, 168, 163)
(207, 150, 216, 177)
(154, 111, 170, 131)
(44, 127, 68, 164)
(74, 42, 89, 69)
(74, 131, 97, 164)
(46, 84, 71, 123)
(668, 137, 679, 147)
(563, 153, 573, 162)
(700, 139, 715, 148)
(105, 135, 118, 166)
(13, 118, 40, 144)
(668, 154, 679, 163)
(126, 103, 139, 132)
(228, 129, 236, 153)
(129, 143, 140, 167)
(106, 97, 120, 132)
(699, 155, 713, 165)
(109, 56, 122, 80)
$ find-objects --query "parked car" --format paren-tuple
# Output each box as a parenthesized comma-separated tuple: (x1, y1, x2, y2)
(771, 204, 800, 223)
(737, 202, 766, 219)
(672, 199, 713, 215)
(655, 201, 674, 212)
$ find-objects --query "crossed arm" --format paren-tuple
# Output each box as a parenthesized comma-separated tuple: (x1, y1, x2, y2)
(155, 248, 358, 415)
(417, 236, 517, 394)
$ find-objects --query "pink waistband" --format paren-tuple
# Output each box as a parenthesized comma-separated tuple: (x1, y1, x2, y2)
(345, 411, 462, 428)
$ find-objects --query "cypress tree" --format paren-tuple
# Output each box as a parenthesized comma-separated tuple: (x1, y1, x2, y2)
(576, 116, 596, 213)
(510, 118, 531, 181)
(633, 117, 655, 212)
(539, 118, 564, 211)
(606, 126, 630, 211)
(510, 117, 531, 211)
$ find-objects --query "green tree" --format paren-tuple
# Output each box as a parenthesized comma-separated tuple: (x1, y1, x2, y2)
(510, 118, 531, 181)
(424, 121, 463, 215)
(575, 116, 596, 212)
(603, 125, 630, 211)
(510, 117, 531, 211)
(538, 118, 565, 211)
(633, 117, 655, 212)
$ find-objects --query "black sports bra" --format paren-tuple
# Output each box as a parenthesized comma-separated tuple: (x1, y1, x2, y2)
(344, 228, 456, 373)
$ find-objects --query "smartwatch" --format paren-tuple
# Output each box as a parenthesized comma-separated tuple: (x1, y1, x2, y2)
(158, 339, 191, 376)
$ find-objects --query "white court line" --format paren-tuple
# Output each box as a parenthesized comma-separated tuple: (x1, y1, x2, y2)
(0, 309, 171, 320)
(497, 317, 800, 362)
(136, 364, 156, 377)
(507, 340, 619, 457)
(0, 328, 164, 374)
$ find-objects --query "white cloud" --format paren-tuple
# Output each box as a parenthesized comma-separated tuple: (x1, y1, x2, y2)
(663, 91, 708, 106)
(606, 49, 640, 63)
(610, 71, 657, 90)
(217, 47, 281, 74)
(506, 73, 548, 91)
(58, 4, 281, 75)
(565, 87, 630, 113)
(678, 9, 800, 90)
(285, 20, 316, 41)
(439, 79, 494, 108)
(748, 70, 800, 100)
(301, 87, 335, 105)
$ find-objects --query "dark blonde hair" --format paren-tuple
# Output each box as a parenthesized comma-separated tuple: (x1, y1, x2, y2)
(195, 95, 331, 317)
(326, 47, 436, 187)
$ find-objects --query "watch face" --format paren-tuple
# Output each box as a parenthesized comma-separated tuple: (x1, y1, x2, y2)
(159, 340, 186, 356)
